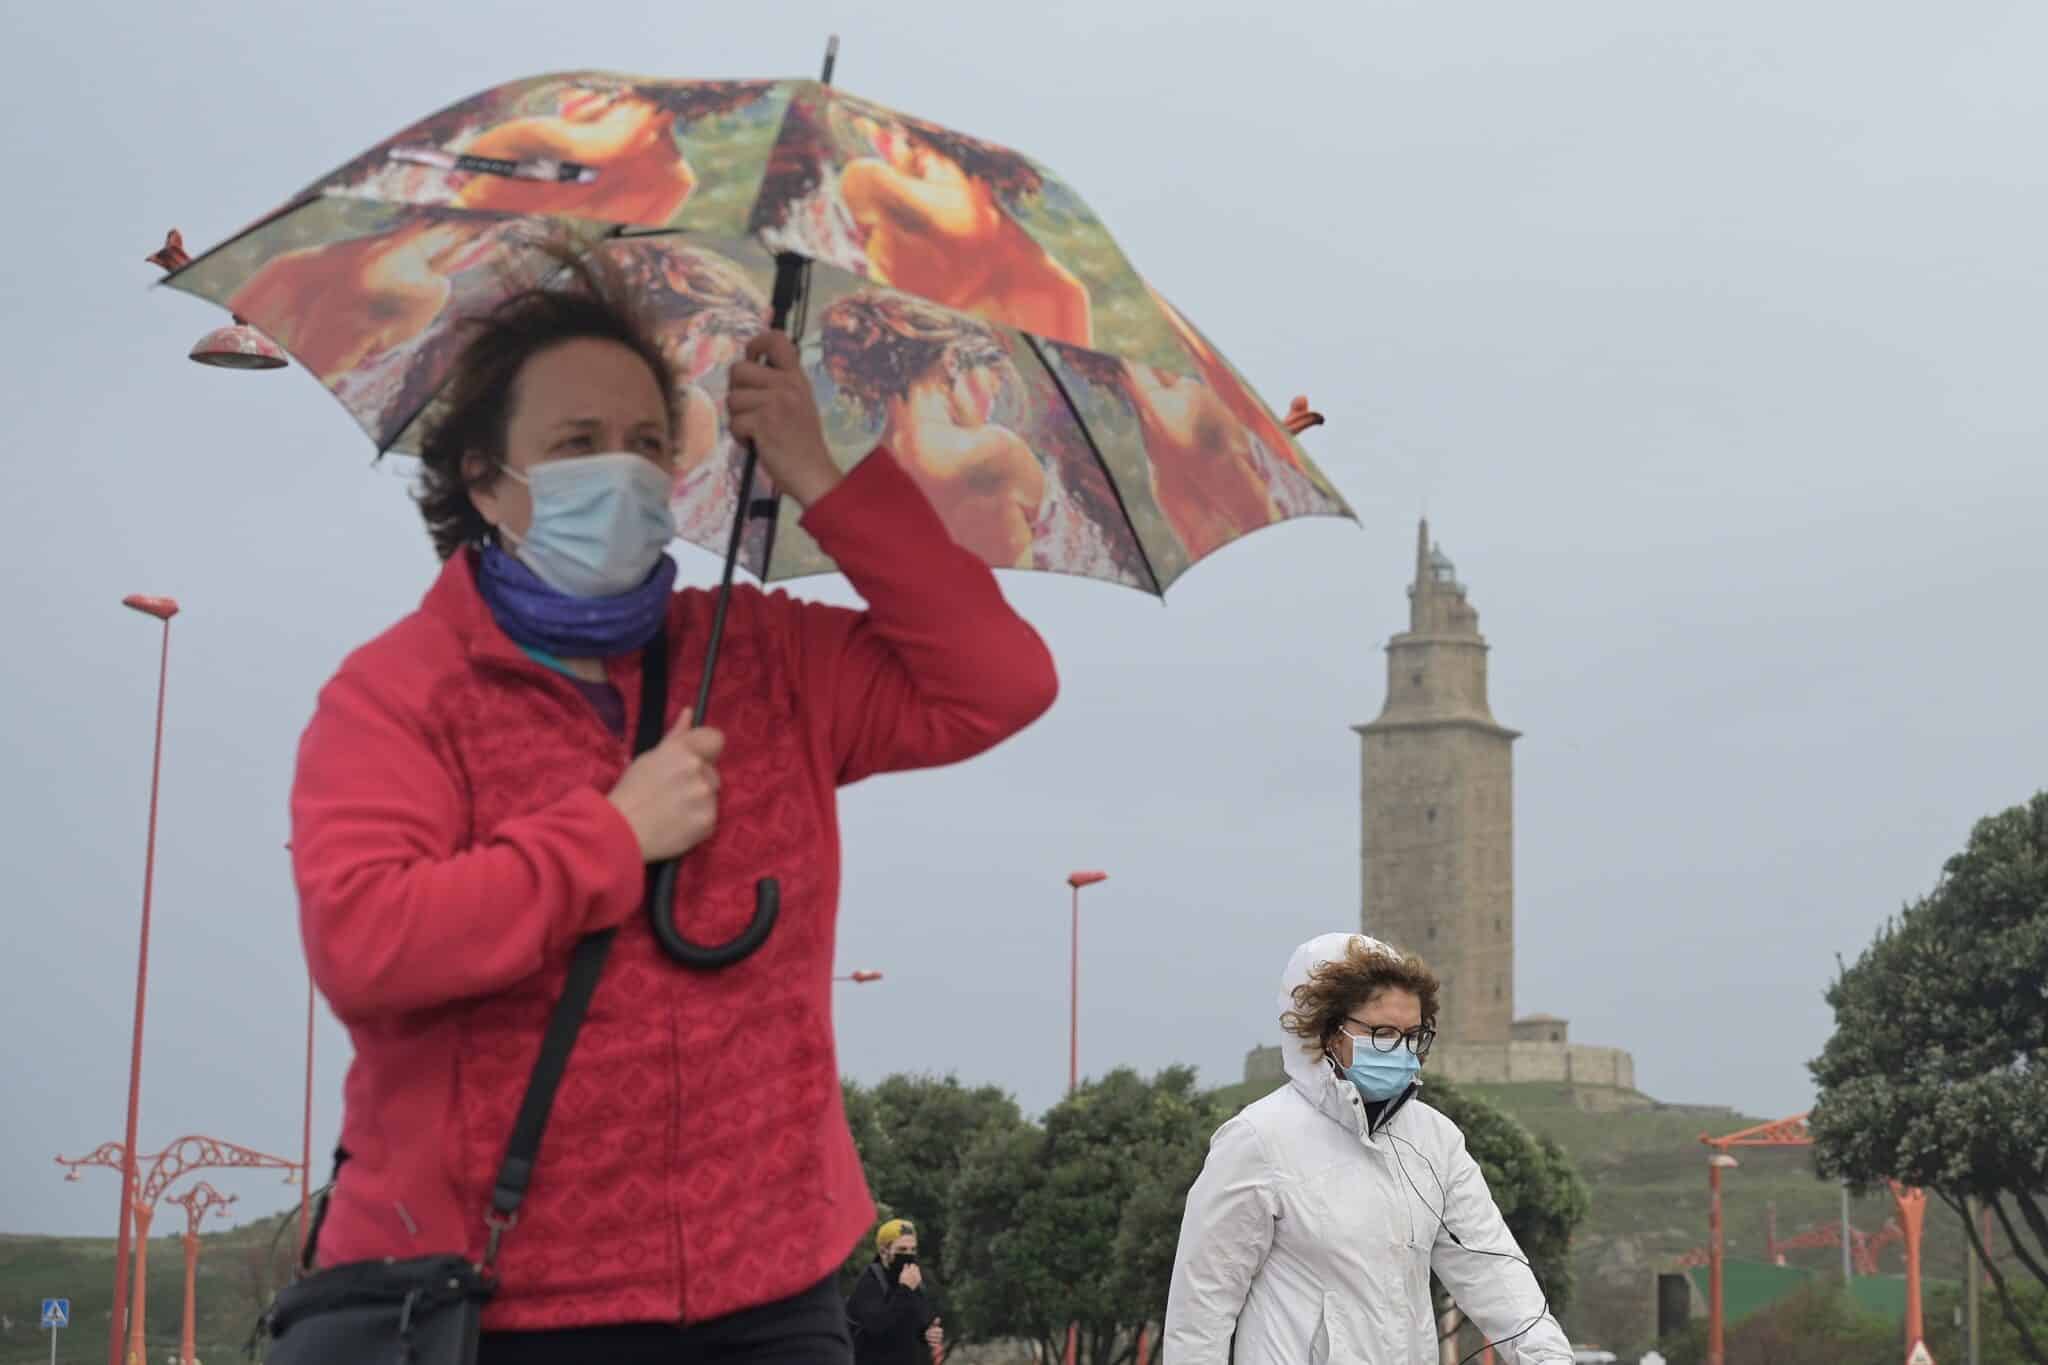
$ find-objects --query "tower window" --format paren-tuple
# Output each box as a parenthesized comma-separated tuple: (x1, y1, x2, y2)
(1410, 672, 1422, 688)
(1426, 807, 1437, 823)
(1426, 926, 1437, 941)
(1494, 917, 1502, 932)
(1494, 984, 1503, 1001)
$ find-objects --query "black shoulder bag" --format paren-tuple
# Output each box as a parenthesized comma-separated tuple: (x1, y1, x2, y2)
(254, 629, 675, 1364)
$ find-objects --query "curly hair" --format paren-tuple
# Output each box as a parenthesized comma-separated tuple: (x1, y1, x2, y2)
(1279, 938, 1441, 1057)
(413, 244, 678, 560)
(820, 291, 1009, 418)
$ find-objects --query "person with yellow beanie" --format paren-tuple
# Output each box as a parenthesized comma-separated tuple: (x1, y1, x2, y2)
(846, 1219, 943, 1364)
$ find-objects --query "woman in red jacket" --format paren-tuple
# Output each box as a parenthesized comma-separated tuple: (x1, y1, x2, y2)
(288, 254, 1058, 1364)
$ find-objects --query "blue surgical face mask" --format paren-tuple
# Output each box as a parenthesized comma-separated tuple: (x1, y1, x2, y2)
(1340, 1030, 1421, 1102)
(500, 453, 676, 598)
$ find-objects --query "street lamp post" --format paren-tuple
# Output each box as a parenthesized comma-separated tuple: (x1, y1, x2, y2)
(165, 1182, 236, 1365)
(1891, 1181, 1929, 1364)
(108, 593, 178, 1365)
(1063, 870, 1107, 1365)
(1697, 1113, 1813, 1365)
(1706, 1152, 1738, 1365)
(60, 1135, 300, 1365)
(1066, 871, 1107, 1096)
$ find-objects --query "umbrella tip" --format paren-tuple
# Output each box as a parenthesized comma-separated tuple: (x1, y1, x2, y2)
(1283, 395, 1325, 435)
(147, 229, 192, 276)
(821, 35, 839, 85)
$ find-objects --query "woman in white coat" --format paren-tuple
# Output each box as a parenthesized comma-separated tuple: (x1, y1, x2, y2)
(1163, 933, 1575, 1364)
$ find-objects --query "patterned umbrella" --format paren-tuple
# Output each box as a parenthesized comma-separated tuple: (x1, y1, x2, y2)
(160, 57, 1357, 966)
(161, 64, 1353, 598)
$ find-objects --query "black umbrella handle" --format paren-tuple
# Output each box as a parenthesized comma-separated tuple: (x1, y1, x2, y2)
(646, 251, 808, 968)
(648, 866, 779, 967)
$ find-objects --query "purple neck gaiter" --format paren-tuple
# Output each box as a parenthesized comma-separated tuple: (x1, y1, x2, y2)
(475, 545, 677, 659)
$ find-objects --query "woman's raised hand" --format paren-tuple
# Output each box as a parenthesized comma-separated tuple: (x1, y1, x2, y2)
(726, 331, 844, 507)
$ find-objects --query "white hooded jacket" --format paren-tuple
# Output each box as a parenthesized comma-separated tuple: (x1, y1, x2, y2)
(1162, 933, 1575, 1364)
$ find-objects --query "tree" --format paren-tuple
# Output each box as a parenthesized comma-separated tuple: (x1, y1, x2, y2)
(1923, 1275, 2048, 1365)
(839, 1074, 1030, 1347)
(1808, 791, 2048, 1364)
(946, 1067, 1226, 1365)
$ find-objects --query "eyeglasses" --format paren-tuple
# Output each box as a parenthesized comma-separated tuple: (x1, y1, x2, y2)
(1344, 1022, 1436, 1059)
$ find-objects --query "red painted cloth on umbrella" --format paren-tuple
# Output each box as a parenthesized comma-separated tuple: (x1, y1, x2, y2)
(290, 451, 1056, 1331)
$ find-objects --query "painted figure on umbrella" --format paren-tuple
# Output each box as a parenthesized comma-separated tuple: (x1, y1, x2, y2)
(1143, 283, 1345, 520)
(1151, 287, 1311, 480)
(326, 77, 777, 229)
(838, 108, 1092, 347)
(226, 215, 507, 385)
(820, 292, 1044, 568)
(818, 290, 1151, 586)
(665, 253, 771, 480)
(1051, 345, 1282, 565)
(452, 83, 699, 224)
(756, 94, 1094, 348)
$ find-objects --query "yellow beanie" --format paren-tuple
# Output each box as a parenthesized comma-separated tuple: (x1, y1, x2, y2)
(875, 1218, 914, 1251)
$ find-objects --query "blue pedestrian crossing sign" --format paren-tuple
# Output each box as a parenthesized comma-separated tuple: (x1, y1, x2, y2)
(40, 1299, 68, 1328)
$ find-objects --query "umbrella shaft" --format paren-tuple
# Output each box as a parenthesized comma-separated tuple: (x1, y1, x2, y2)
(694, 443, 759, 727)
(690, 252, 808, 725)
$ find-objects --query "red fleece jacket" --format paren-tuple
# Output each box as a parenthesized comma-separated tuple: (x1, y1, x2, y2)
(290, 452, 1056, 1330)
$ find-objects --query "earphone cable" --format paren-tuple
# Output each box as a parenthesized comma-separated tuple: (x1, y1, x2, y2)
(1383, 1127, 1559, 1365)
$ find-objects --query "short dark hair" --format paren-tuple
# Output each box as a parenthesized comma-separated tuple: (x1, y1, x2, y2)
(413, 248, 679, 560)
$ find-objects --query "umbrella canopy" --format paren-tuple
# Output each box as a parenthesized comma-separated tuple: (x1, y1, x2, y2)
(163, 70, 1352, 594)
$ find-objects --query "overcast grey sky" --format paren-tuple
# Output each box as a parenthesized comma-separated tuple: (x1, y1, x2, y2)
(4, 0, 2044, 1237)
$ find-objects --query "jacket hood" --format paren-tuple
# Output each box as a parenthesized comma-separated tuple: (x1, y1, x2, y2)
(1276, 932, 1412, 1130)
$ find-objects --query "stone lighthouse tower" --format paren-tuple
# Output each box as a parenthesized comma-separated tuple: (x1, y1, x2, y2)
(1242, 524, 1637, 1092)
(1355, 521, 1519, 1046)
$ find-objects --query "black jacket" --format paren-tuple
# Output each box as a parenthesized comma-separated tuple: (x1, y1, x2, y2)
(846, 1258, 936, 1365)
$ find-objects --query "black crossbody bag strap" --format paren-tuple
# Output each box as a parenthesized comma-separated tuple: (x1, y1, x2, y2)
(294, 1147, 348, 1274)
(482, 625, 671, 1263)
(297, 629, 672, 1277)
